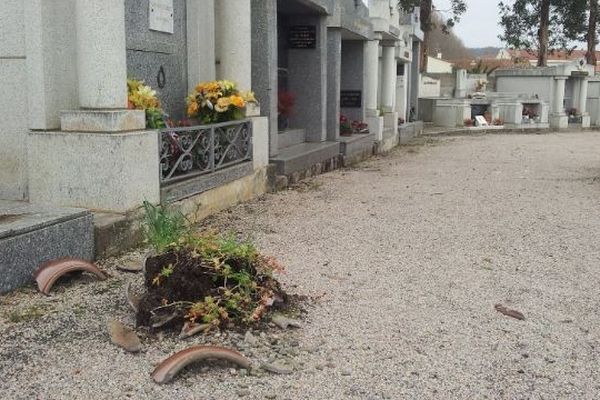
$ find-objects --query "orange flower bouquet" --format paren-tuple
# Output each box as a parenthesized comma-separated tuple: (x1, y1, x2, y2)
(186, 80, 257, 124)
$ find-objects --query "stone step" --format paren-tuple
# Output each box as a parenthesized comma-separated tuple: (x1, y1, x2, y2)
(270, 141, 340, 176)
(278, 128, 306, 149)
(0, 201, 94, 294)
(338, 133, 376, 157)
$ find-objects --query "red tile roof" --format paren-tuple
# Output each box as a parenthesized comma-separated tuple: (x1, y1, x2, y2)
(503, 48, 600, 62)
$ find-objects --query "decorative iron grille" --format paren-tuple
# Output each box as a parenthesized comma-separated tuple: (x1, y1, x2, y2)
(159, 120, 252, 185)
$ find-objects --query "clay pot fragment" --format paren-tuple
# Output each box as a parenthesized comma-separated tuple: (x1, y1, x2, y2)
(150, 311, 179, 328)
(125, 282, 141, 313)
(151, 346, 251, 384)
(34, 258, 107, 295)
(261, 361, 293, 375)
(117, 259, 143, 273)
(495, 304, 525, 320)
(179, 321, 210, 339)
(107, 319, 142, 353)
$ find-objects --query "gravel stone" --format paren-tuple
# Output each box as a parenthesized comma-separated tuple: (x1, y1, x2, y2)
(1, 133, 600, 399)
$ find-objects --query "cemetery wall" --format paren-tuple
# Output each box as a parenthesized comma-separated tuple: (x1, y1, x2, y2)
(496, 76, 553, 102)
(0, 0, 28, 200)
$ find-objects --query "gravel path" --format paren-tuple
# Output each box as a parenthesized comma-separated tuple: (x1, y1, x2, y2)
(2, 132, 600, 399)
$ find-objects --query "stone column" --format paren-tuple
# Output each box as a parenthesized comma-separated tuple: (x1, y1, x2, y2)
(380, 45, 397, 112)
(251, 0, 278, 156)
(579, 77, 591, 127)
(553, 77, 567, 114)
(187, 0, 216, 90)
(327, 29, 342, 141)
(410, 40, 421, 119)
(578, 78, 589, 114)
(550, 77, 568, 129)
(75, 0, 127, 109)
(380, 44, 398, 136)
(365, 39, 380, 115)
(365, 39, 383, 141)
(215, 0, 252, 91)
(61, 0, 144, 132)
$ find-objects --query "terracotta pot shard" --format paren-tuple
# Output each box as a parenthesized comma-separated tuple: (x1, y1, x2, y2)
(150, 311, 179, 328)
(107, 319, 142, 353)
(495, 304, 525, 320)
(34, 258, 107, 295)
(125, 281, 141, 313)
(151, 346, 252, 384)
(179, 321, 210, 339)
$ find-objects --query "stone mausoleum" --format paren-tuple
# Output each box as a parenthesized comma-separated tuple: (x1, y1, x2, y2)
(0, 0, 423, 292)
(421, 57, 598, 130)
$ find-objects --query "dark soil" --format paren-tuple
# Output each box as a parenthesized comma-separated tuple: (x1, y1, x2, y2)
(136, 249, 287, 329)
(136, 250, 216, 326)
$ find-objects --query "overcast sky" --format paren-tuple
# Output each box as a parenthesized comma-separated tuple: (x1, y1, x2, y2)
(434, 0, 503, 48)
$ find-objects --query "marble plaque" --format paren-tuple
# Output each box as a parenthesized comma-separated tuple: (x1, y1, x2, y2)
(149, 0, 174, 33)
(475, 115, 489, 126)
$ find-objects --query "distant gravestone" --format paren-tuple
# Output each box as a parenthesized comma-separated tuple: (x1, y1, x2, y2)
(125, 0, 187, 120)
(475, 115, 489, 127)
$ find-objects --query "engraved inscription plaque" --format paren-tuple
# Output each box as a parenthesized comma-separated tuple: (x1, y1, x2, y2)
(149, 0, 174, 33)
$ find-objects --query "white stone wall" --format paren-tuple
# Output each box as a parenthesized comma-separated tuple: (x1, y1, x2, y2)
(496, 76, 554, 103)
(0, 0, 28, 200)
(0, 0, 78, 201)
(26, 0, 78, 130)
(426, 57, 453, 74)
(419, 76, 441, 98)
(587, 79, 600, 126)
(396, 74, 408, 120)
(369, 0, 400, 30)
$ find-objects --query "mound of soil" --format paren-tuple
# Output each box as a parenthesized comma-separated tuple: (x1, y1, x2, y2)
(136, 249, 285, 329)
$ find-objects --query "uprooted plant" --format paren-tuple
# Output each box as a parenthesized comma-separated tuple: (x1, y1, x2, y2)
(137, 202, 286, 332)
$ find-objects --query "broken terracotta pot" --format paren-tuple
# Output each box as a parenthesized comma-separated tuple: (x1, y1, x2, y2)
(494, 304, 525, 320)
(125, 282, 141, 313)
(107, 319, 142, 353)
(150, 310, 179, 328)
(179, 321, 210, 339)
(151, 346, 251, 384)
(34, 258, 107, 295)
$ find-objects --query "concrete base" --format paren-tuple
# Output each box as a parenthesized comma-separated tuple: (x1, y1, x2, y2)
(94, 211, 143, 259)
(367, 115, 384, 141)
(399, 121, 424, 144)
(60, 109, 146, 132)
(278, 129, 306, 149)
(550, 114, 569, 129)
(28, 130, 160, 212)
(376, 128, 399, 154)
(581, 114, 591, 128)
(93, 166, 270, 258)
(339, 134, 375, 166)
(0, 201, 93, 294)
(433, 99, 472, 128)
(161, 162, 254, 203)
(383, 111, 399, 134)
(270, 141, 341, 176)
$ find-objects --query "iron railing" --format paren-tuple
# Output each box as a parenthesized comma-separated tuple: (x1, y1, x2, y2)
(159, 120, 252, 185)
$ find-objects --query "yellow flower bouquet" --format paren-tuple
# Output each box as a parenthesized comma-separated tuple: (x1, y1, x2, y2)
(127, 78, 165, 129)
(186, 80, 257, 124)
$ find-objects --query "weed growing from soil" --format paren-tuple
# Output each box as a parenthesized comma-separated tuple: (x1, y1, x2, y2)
(142, 201, 189, 253)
